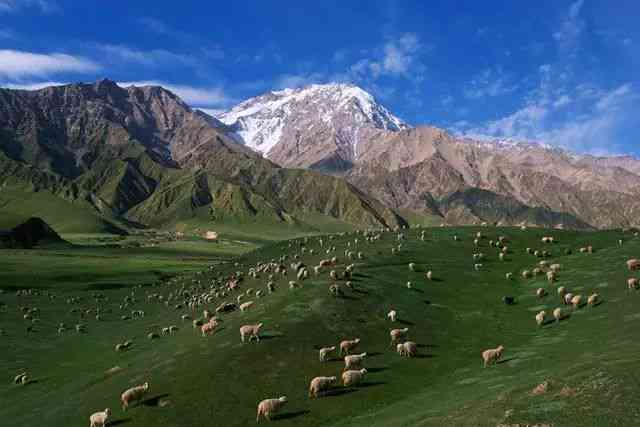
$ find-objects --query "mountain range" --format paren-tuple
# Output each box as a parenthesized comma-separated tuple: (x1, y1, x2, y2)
(1, 79, 638, 233)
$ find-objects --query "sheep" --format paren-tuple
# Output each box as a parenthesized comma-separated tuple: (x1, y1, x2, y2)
(329, 284, 342, 297)
(553, 307, 563, 322)
(406, 281, 413, 290)
(499, 253, 505, 261)
(240, 301, 255, 312)
(426, 271, 433, 281)
(627, 259, 640, 271)
(564, 293, 574, 306)
(535, 311, 546, 327)
(557, 286, 567, 302)
(387, 310, 397, 322)
(547, 271, 557, 283)
(329, 270, 338, 281)
(267, 282, 276, 293)
(319, 346, 336, 362)
(161, 327, 170, 335)
(339, 338, 361, 356)
(474, 263, 483, 271)
(13, 372, 27, 384)
(536, 288, 547, 298)
(288, 281, 299, 290)
(505, 272, 513, 280)
(147, 332, 160, 340)
(342, 368, 367, 387)
(201, 318, 220, 336)
(390, 328, 409, 346)
(587, 293, 600, 307)
(308, 376, 337, 398)
(396, 341, 418, 357)
(256, 396, 287, 422)
(89, 408, 110, 427)
(121, 382, 149, 411)
(550, 263, 561, 273)
(628, 278, 639, 290)
(571, 294, 583, 309)
(481, 345, 505, 367)
(344, 352, 367, 370)
(240, 323, 263, 343)
(408, 262, 416, 272)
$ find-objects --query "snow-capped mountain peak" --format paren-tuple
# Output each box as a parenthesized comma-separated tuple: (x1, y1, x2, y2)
(217, 83, 409, 164)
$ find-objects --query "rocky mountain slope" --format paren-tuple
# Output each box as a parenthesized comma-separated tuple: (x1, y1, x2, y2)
(219, 84, 640, 229)
(0, 80, 405, 232)
(217, 83, 408, 171)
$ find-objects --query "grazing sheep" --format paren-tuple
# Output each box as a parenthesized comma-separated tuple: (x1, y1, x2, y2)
(553, 307, 563, 322)
(161, 327, 170, 335)
(339, 338, 361, 356)
(499, 253, 505, 261)
(201, 318, 220, 336)
(147, 332, 160, 340)
(13, 372, 27, 384)
(535, 311, 546, 327)
(344, 352, 367, 370)
(89, 408, 111, 427)
(526, 247, 534, 254)
(536, 288, 547, 298)
(390, 328, 409, 346)
(329, 284, 343, 297)
(474, 263, 483, 271)
(396, 341, 418, 357)
(505, 272, 513, 280)
(550, 264, 561, 273)
(406, 281, 413, 290)
(587, 293, 600, 306)
(557, 286, 567, 302)
(408, 262, 416, 272)
(628, 278, 639, 290)
(342, 368, 367, 387)
(240, 323, 263, 343)
(571, 294, 583, 309)
(240, 301, 255, 312)
(426, 271, 433, 281)
(481, 345, 505, 367)
(319, 346, 336, 362)
(387, 310, 397, 322)
(627, 259, 640, 271)
(547, 271, 557, 283)
(267, 282, 276, 293)
(564, 293, 574, 306)
(308, 376, 337, 398)
(121, 382, 149, 411)
(256, 396, 287, 422)
(288, 281, 299, 290)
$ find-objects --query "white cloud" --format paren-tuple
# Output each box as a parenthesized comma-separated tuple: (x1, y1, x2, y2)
(96, 44, 197, 68)
(0, 80, 66, 90)
(350, 33, 426, 82)
(0, 50, 100, 79)
(464, 68, 518, 99)
(273, 72, 327, 89)
(0, 0, 58, 13)
(553, 95, 571, 108)
(117, 80, 233, 107)
(553, 0, 585, 51)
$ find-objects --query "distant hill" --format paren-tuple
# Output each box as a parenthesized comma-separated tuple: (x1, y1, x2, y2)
(0, 217, 67, 249)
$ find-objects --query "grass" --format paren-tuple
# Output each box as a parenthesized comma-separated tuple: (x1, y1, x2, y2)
(1, 226, 640, 426)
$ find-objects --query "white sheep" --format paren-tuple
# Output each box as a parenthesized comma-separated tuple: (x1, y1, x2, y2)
(308, 376, 337, 398)
(396, 341, 418, 357)
(535, 311, 546, 327)
(587, 293, 600, 306)
(121, 382, 149, 410)
(564, 293, 574, 306)
(626, 259, 640, 271)
(387, 310, 397, 322)
(342, 368, 367, 387)
(571, 294, 583, 309)
(481, 345, 504, 367)
(474, 263, 483, 271)
(240, 301, 255, 312)
(553, 307, 563, 322)
(256, 396, 287, 422)
(89, 408, 110, 427)
(426, 271, 433, 281)
(344, 352, 367, 370)
(536, 288, 547, 298)
(389, 328, 409, 346)
(319, 346, 336, 362)
(505, 272, 513, 280)
(339, 338, 360, 356)
(547, 271, 557, 283)
(408, 262, 416, 272)
(240, 323, 263, 343)
(628, 278, 639, 290)
(288, 281, 299, 290)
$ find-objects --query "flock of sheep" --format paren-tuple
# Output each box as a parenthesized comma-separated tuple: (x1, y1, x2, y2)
(5, 225, 638, 425)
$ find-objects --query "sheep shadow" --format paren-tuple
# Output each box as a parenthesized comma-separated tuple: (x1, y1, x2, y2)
(366, 367, 388, 373)
(367, 352, 384, 358)
(273, 410, 310, 421)
(409, 288, 424, 294)
(423, 300, 431, 305)
(141, 393, 170, 407)
(430, 278, 443, 282)
(338, 294, 358, 301)
(259, 333, 283, 341)
(413, 354, 435, 359)
(496, 357, 517, 365)
(109, 419, 132, 426)
(323, 387, 359, 397)
(590, 300, 604, 307)
(353, 289, 369, 295)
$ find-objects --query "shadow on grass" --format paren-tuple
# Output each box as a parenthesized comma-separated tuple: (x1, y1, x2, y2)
(260, 333, 284, 341)
(366, 367, 388, 373)
(413, 354, 435, 359)
(274, 410, 310, 421)
(109, 419, 132, 426)
(497, 357, 517, 365)
(367, 352, 384, 358)
(424, 300, 431, 305)
(353, 289, 369, 295)
(323, 388, 358, 397)
(409, 288, 424, 294)
(339, 294, 358, 301)
(142, 393, 170, 407)
(430, 278, 444, 282)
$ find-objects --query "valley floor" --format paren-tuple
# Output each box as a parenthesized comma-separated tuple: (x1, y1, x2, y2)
(1, 226, 640, 426)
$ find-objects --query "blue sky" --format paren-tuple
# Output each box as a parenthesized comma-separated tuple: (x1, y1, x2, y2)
(0, 0, 638, 155)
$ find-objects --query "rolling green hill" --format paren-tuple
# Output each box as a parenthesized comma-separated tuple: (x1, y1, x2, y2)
(1, 226, 639, 426)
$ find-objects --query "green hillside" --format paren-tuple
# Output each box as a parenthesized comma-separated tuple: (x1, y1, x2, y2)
(1, 226, 639, 426)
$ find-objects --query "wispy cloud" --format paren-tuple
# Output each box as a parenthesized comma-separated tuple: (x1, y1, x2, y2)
(0, 0, 58, 14)
(0, 80, 66, 90)
(350, 33, 427, 82)
(553, 0, 584, 52)
(0, 49, 100, 79)
(117, 80, 235, 108)
(95, 44, 198, 68)
(463, 68, 518, 99)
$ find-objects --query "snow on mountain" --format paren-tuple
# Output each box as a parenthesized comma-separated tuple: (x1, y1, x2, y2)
(217, 83, 409, 160)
